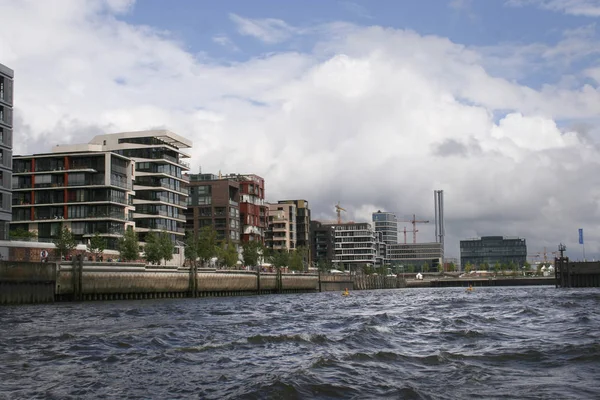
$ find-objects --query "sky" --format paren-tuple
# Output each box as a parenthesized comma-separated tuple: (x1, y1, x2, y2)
(1, 0, 600, 261)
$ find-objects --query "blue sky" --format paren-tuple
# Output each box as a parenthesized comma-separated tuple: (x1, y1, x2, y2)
(120, 0, 600, 92)
(121, 1, 592, 53)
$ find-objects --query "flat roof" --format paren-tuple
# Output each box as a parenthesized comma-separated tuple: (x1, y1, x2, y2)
(0, 63, 14, 78)
(93, 130, 192, 149)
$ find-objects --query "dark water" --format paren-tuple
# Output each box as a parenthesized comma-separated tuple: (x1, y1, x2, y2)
(1, 287, 600, 400)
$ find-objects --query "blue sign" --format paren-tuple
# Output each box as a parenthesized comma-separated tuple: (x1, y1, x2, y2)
(579, 228, 584, 245)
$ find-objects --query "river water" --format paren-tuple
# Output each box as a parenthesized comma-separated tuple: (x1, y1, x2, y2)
(1, 287, 599, 399)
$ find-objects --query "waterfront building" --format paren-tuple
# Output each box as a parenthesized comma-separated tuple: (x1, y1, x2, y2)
(372, 210, 398, 245)
(11, 150, 135, 249)
(183, 173, 240, 243)
(310, 220, 335, 266)
(278, 200, 311, 258)
(237, 174, 268, 243)
(387, 242, 443, 270)
(55, 130, 192, 243)
(327, 222, 377, 272)
(0, 63, 14, 240)
(265, 202, 296, 251)
(460, 236, 527, 268)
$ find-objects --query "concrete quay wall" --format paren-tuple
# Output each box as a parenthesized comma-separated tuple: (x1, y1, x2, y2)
(0, 261, 56, 305)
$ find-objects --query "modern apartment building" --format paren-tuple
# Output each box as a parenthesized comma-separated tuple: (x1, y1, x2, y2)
(278, 199, 311, 258)
(237, 174, 268, 243)
(460, 236, 527, 268)
(55, 130, 192, 242)
(310, 221, 335, 265)
(387, 242, 443, 269)
(183, 173, 240, 243)
(0, 63, 14, 240)
(372, 210, 398, 245)
(11, 151, 135, 249)
(265, 202, 296, 251)
(329, 222, 377, 272)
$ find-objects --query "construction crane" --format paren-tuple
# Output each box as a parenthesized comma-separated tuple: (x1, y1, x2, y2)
(531, 247, 558, 264)
(402, 226, 418, 244)
(399, 214, 430, 244)
(335, 202, 346, 224)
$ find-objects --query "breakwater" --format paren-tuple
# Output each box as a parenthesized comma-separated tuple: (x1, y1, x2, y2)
(555, 260, 600, 288)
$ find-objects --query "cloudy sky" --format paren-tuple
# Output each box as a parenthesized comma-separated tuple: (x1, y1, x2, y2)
(1, 0, 600, 260)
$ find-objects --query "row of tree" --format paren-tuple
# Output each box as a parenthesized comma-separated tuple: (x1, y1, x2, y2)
(183, 225, 309, 271)
(463, 261, 530, 274)
(51, 226, 174, 264)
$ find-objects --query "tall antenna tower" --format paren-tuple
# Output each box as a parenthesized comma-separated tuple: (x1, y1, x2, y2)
(434, 190, 445, 262)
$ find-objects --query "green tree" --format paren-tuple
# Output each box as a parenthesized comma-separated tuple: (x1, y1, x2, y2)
(158, 230, 174, 264)
(494, 262, 501, 274)
(53, 226, 77, 260)
(500, 263, 508, 274)
(119, 227, 140, 261)
(242, 240, 263, 268)
(523, 261, 531, 271)
(289, 250, 304, 272)
(143, 231, 162, 265)
(269, 249, 290, 270)
(217, 240, 239, 269)
(198, 225, 218, 267)
(88, 232, 106, 260)
(184, 230, 199, 268)
(437, 264, 444, 273)
(407, 265, 415, 273)
(9, 227, 37, 241)
(422, 263, 430, 273)
(465, 263, 472, 274)
(480, 262, 489, 272)
(448, 262, 456, 272)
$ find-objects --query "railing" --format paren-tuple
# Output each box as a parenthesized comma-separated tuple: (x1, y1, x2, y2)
(178, 159, 190, 169)
(111, 179, 132, 190)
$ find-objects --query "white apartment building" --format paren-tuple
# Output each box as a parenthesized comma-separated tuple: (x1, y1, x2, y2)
(54, 130, 192, 243)
(330, 222, 377, 271)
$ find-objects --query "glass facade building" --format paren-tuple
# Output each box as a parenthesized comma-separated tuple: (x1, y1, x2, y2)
(0, 63, 14, 240)
(460, 236, 527, 267)
(372, 211, 398, 245)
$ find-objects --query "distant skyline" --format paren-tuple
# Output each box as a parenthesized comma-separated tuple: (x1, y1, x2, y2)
(1, 0, 599, 259)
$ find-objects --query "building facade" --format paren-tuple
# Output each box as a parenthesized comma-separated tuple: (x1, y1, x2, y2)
(460, 236, 527, 268)
(0, 63, 14, 240)
(310, 221, 335, 266)
(387, 242, 443, 270)
(372, 210, 398, 245)
(11, 151, 135, 250)
(55, 130, 192, 243)
(265, 202, 296, 251)
(278, 199, 311, 249)
(330, 222, 377, 271)
(237, 174, 268, 243)
(183, 173, 240, 243)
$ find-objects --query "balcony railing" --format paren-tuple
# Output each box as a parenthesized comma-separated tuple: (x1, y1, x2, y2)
(111, 179, 132, 190)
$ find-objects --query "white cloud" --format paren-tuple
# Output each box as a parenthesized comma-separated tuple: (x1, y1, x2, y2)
(212, 34, 240, 52)
(2, 0, 600, 259)
(229, 13, 295, 44)
(506, 0, 600, 17)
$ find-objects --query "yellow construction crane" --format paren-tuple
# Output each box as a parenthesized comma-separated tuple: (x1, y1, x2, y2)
(335, 202, 346, 224)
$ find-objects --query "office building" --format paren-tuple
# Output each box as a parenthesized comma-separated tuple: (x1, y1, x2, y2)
(55, 130, 192, 242)
(11, 151, 135, 249)
(460, 236, 527, 268)
(183, 173, 240, 243)
(0, 63, 14, 240)
(387, 242, 443, 270)
(372, 210, 398, 245)
(265, 202, 296, 251)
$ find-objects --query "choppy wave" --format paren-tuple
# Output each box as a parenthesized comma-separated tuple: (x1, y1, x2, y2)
(1, 287, 600, 399)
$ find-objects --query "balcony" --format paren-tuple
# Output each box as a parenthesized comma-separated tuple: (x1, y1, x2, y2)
(110, 179, 132, 190)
